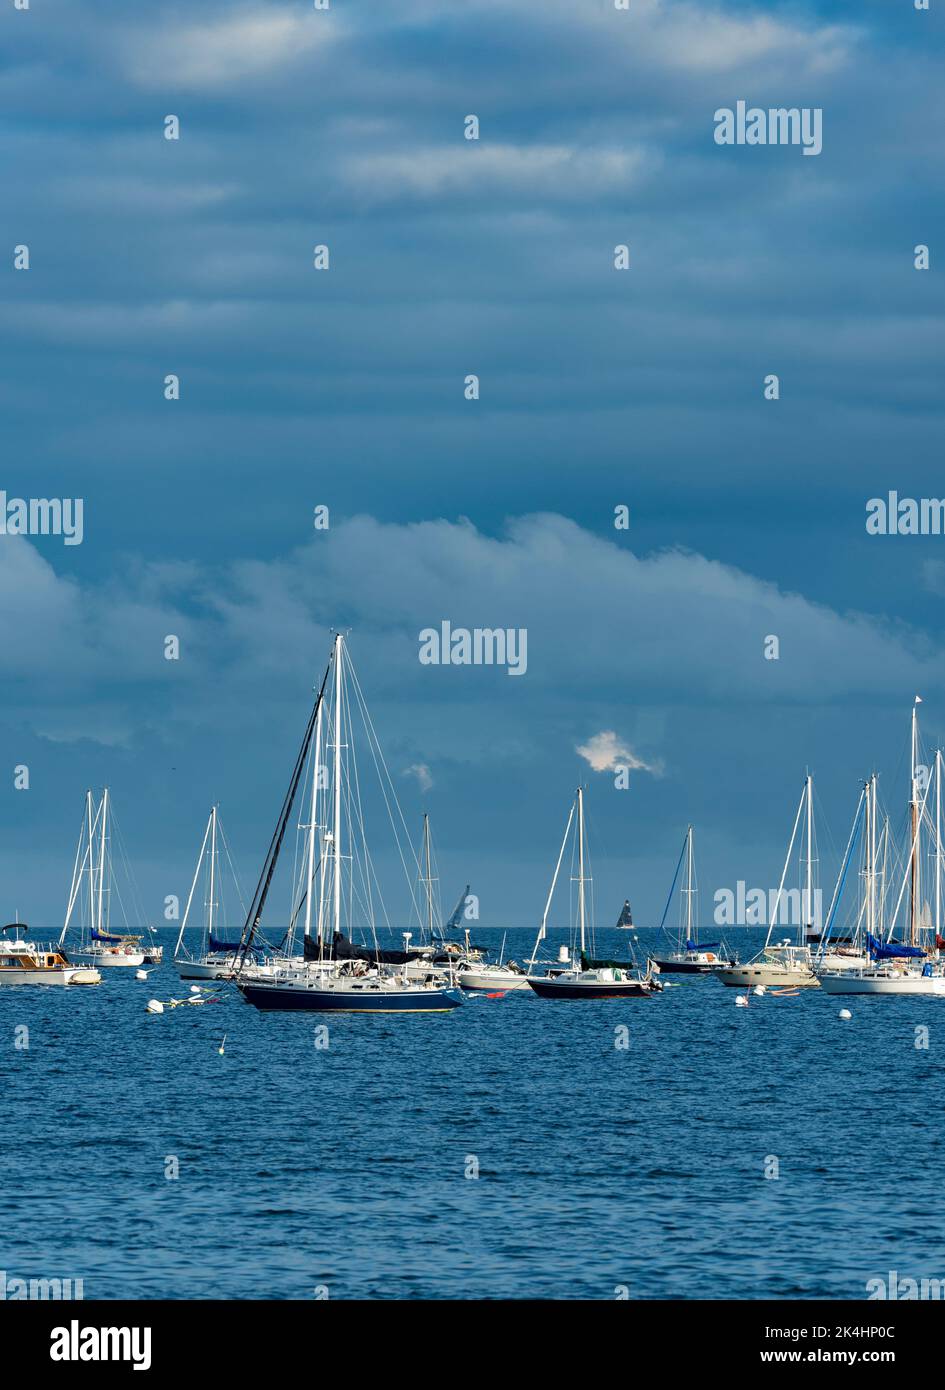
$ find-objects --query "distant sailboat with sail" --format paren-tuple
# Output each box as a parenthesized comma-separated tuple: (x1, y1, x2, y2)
(615, 900, 634, 930)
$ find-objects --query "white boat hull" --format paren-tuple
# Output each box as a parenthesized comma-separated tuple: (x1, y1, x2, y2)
(457, 968, 531, 991)
(71, 948, 145, 968)
(819, 970, 945, 996)
(0, 966, 101, 986)
(177, 958, 239, 980)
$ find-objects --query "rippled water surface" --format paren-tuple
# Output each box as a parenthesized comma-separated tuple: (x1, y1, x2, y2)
(4, 929, 944, 1300)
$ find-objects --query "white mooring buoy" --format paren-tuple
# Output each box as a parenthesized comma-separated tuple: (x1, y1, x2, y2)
(218, 1034, 226, 1056)
(838, 1008, 852, 1021)
(146, 999, 164, 1015)
(735, 994, 749, 1008)
(190, 984, 201, 994)
(753, 985, 766, 996)
(135, 969, 149, 981)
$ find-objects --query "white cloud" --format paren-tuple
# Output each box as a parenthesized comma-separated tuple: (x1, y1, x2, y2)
(576, 731, 658, 778)
(345, 144, 653, 204)
(404, 763, 433, 793)
(116, 8, 335, 90)
(1, 513, 941, 752)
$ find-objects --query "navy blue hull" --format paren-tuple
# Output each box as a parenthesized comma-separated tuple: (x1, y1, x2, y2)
(239, 982, 463, 1012)
(527, 978, 656, 999)
(652, 957, 731, 974)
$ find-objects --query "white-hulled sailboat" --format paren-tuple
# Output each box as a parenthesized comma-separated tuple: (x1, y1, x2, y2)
(716, 775, 820, 988)
(236, 634, 463, 1013)
(820, 700, 945, 995)
(812, 777, 877, 976)
(59, 790, 147, 968)
(175, 806, 248, 980)
(526, 787, 662, 999)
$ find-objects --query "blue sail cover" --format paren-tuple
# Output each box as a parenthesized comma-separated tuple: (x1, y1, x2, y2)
(208, 933, 242, 953)
(686, 940, 720, 952)
(91, 927, 130, 943)
(867, 933, 925, 960)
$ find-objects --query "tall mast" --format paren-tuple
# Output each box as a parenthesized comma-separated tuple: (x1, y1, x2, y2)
(685, 826, 694, 949)
(880, 813, 890, 938)
(86, 790, 96, 932)
(97, 787, 109, 936)
(423, 813, 434, 942)
(528, 798, 575, 967)
(304, 699, 323, 941)
(911, 700, 920, 947)
(208, 804, 218, 941)
(937, 750, 942, 948)
(804, 772, 813, 946)
(174, 808, 213, 960)
(866, 776, 875, 941)
(332, 634, 343, 943)
(577, 786, 586, 955)
(236, 653, 332, 965)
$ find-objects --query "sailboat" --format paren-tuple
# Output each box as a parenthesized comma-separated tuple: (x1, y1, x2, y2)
(174, 806, 247, 980)
(615, 900, 634, 930)
(59, 790, 147, 968)
(820, 701, 945, 995)
(526, 787, 662, 999)
(652, 826, 735, 974)
(716, 775, 820, 988)
(812, 777, 877, 975)
(236, 634, 464, 1013)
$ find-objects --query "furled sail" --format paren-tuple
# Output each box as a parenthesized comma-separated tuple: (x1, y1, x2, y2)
(867, 933, 925, 960)
(208, 933, 242, 954)
(304, 931, 428, 966)
(91, 927, 141, 944)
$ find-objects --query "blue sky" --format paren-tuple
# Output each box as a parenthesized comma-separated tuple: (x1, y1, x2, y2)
(2, 0, 944, 936)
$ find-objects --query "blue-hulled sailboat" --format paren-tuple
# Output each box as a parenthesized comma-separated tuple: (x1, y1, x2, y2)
(652, 827, 735, 974)
(236, 634, 463, 1014)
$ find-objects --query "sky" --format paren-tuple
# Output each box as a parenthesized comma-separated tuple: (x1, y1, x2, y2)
(2, 0, 944, 939)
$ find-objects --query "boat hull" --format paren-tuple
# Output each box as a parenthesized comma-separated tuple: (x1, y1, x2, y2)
(0, 967, 101, 986)
(716, 964, 819, 988)
(238, 980, 464, 1012)
(652, 956, 731, 975)
(818, 971, 945, 996)
(71, 949, 146, 968)
(177, 959, 239, 980)
(457, 970, 531, 991)
(527, 977, 658, 999)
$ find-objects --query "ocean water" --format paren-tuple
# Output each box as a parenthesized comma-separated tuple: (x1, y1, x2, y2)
(4, 927, 944, 1301)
